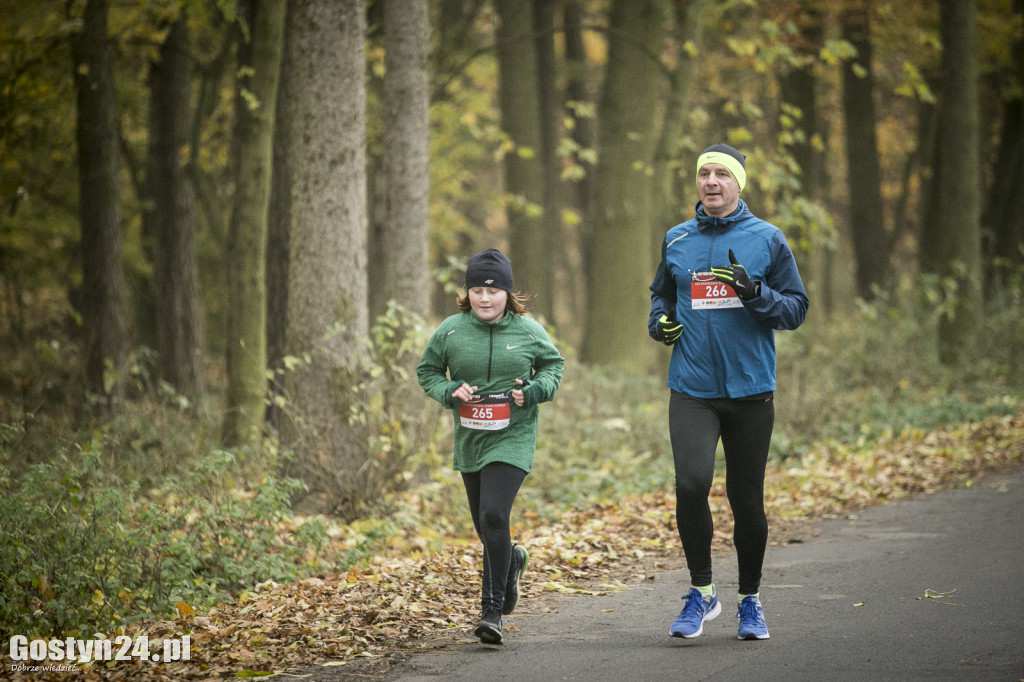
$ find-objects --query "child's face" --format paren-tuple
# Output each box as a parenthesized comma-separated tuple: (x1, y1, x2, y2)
(468, 287, 508, 323)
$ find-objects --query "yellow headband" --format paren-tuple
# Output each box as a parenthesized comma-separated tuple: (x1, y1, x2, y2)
(696, 151, 746, 192)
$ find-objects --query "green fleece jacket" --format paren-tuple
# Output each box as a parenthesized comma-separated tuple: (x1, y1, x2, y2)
(417, 311, 564, 473)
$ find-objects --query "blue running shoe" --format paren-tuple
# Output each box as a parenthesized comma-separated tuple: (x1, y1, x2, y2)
(737, 595, 770, 640)
(670, 587, 721, 638)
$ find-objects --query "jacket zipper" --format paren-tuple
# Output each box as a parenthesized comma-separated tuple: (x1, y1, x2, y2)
(486, 325, 494, 382)
(707, 220, 727, 397)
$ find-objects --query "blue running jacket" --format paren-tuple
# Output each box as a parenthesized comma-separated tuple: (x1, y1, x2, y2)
(649, 199, 809, 398)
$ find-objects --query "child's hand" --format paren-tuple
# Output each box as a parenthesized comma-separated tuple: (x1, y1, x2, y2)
(511, 378, 527, 407)
(451, 383, 477, 402)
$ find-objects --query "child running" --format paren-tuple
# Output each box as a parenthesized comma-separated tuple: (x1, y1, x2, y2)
(417, 248, 565, 645)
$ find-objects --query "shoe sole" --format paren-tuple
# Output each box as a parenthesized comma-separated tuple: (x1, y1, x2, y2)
(738, 631, 770, 640)
(474, 622, 503, 645)
(502, 545, 529, 616)
(670, 600, 721, 639)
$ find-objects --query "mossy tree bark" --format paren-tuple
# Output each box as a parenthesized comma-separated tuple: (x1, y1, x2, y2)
(223, 0, 286, 448)
(583, 0, 667, 372)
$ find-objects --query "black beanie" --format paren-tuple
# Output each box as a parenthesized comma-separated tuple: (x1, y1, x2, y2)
(465, 248, 514, 291)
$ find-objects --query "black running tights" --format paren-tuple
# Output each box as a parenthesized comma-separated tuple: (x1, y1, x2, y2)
(461, 462, 527, 612)
(669, 391, 774, 596)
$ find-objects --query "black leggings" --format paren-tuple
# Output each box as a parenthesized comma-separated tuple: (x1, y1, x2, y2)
(461, 462, 527, 612)
(669, 391, 774, 596)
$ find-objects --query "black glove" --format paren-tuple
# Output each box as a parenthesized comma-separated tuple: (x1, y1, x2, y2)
(711, 249, 760, 301)
(654, 313, 683, 345)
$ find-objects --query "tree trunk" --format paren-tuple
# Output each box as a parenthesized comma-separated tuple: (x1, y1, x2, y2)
(70, 0, 127, 408)
(266, 1, 294, 430)
(148, 13, 204, 401)
(920, 0, 983, 365)
(778, 4, 827, 312)
(378, 0, 430, 316)
(983, 0, 1024, 286)
(583, 0, 666, 371)
(841, 1, 888, 301)
(563, 0, 594, 217)
(432, 0, 485, 81)
(562, 0, 595, 348)
(495, 1, 548, 306)
(776, 2, 824, 202)
(282, 0, 369, 516)
(652, 0, 705, 237)
(223, 0, 286, 448)
(533, 0, 563, 325)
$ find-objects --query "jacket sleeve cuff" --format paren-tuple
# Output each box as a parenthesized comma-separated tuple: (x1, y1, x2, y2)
(521, 385, 541, 409)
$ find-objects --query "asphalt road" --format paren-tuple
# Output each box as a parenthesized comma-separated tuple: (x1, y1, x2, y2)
(380, 466, 1024, 682)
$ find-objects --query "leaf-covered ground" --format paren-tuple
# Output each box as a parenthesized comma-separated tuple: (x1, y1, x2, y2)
(7, 410, 1023, 680)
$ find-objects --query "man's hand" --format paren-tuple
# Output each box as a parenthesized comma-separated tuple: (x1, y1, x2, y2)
(654, 313, 683, 345)
(711, 249, 760, 301)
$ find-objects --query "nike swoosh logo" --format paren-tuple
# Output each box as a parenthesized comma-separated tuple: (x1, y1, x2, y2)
(506, 344, 521, 350)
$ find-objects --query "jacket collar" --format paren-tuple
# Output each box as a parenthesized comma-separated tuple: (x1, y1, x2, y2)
(467, 309, 514, 328)
(694, 198, 749, 232)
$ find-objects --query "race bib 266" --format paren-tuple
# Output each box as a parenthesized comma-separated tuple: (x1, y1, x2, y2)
(691, 271, 742, 309)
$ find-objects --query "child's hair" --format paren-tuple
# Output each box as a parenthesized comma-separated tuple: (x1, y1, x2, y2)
(457, 289, 534, 316)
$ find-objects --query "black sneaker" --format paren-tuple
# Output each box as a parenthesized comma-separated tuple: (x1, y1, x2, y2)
(502, 544, 530, 615)
(474, 609, 503, 645)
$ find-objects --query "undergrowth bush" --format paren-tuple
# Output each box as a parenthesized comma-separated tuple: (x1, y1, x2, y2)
(774, 276, 1024, 457)
(522, 360, 673, 511)
(0, 439, 327, 639)
(266, 301, 437, 518)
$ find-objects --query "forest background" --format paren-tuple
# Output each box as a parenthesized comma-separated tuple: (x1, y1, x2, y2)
(1, 0, 1023, 651)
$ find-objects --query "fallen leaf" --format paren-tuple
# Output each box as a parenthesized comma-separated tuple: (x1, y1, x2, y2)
(916, 588, 963, 605)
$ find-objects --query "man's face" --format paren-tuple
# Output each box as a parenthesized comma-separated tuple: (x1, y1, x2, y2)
(697, 163, 740, 217)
